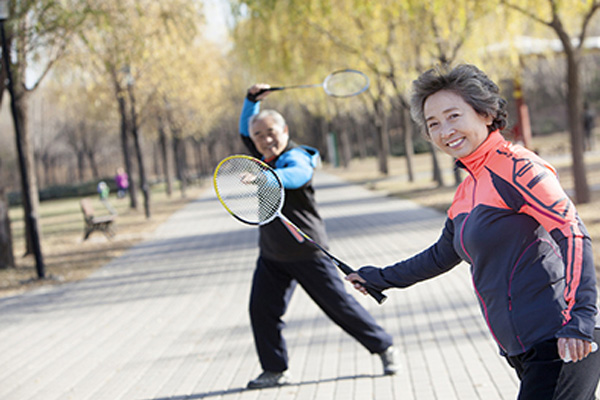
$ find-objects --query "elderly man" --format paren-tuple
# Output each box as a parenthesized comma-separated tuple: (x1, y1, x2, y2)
(239, 83, 398, 389)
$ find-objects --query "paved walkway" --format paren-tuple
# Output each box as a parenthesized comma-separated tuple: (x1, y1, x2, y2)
(0, 170, 591, 399)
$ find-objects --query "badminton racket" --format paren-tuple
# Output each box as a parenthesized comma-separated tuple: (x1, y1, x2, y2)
(213, 154, 386, 304)
(257, 69, 369, 98)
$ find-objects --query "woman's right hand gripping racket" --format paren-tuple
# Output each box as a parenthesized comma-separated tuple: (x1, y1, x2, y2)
(213, 154, 387, 304)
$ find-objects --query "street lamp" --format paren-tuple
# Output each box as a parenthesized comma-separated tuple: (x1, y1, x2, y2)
(1, 0, 46, 278)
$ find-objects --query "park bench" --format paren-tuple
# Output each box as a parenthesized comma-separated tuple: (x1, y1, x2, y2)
(80, 198, 117, 240)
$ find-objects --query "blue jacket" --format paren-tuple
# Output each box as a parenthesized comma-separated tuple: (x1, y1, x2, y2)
(239, 98, 328, 261)
(359, 131, 598, 356)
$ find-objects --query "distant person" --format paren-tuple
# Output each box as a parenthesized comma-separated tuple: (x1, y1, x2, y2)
(97, 181, 117, 215)
(114, 167, 129, 199)
(584, 101, 595, 151)
(347, 64, 600, 399)
(239, 83, 398, 389)
(97, 181, 109, 200)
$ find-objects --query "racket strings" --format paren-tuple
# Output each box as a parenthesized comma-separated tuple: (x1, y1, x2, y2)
(214, 157, 283, 224)
(323, 70, 369, 97)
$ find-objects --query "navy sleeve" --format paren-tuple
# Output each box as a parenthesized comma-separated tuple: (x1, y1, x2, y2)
(358, 218, 462, 291)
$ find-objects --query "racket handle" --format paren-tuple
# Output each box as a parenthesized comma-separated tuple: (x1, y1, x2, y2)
(332, 257, 387, 304)
(247, 87, 284, 102)
(263, 87, 285, 92)
(364, 284, 387, 304)
(254, 87, 284, 98)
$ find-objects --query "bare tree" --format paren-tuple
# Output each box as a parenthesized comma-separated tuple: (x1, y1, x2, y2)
(501, 0, 600, 203)
(1, 0, 89, 277)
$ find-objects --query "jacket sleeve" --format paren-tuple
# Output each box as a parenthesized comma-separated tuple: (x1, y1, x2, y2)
(239, 98, 262, 159)
(273, 148, 315, 189)
(501, 157, 598, 341)
(358, 218, 462, 291)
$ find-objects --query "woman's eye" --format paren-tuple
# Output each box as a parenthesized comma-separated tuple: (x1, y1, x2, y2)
(449, 113, 460, 119)
(428, 121, 438, 129)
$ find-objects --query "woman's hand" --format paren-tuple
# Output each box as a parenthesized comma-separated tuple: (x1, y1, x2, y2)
(345, 272, 369, 296)
(557, 337, 595, 362)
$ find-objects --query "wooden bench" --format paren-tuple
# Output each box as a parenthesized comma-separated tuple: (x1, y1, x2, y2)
(80, 198, 117, 240)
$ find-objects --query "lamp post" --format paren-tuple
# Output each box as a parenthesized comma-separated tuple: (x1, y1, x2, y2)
(1, 0, 46, 278)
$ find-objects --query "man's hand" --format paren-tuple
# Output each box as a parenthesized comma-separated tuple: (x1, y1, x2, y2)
(240, 172, 257, 184)
(247, 83, 271, 102)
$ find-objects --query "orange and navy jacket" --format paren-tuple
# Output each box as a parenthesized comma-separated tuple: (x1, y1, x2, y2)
(359, 131, 598, 356)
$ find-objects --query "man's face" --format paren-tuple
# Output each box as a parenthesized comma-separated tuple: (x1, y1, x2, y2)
(249, 116, 289, 159)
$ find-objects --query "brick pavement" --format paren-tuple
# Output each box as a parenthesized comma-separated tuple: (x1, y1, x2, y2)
(0, 170, 593, 399)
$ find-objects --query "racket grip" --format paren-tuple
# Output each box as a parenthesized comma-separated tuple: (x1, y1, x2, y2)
(247, 87, 283, 102)
(364, 283, 387, 304)
(332, 257, 387, 304)
(259, 87, 284, 94)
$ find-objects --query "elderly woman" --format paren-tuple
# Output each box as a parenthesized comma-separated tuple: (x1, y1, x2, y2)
(347, 64, 600, 399)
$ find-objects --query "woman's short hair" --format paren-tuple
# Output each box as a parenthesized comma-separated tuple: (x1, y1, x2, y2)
(249, 109, 287, 132)
(410, 64, 508, 136)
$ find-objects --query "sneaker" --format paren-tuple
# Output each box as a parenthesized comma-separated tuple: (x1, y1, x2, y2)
(247, 370, 290, 389)
(379, 346, 400, 375)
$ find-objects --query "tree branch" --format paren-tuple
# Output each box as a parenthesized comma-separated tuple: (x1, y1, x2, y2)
(500, 0, 552, 27)
(27, 41, 68, 92)
(578, 1, 600, 49)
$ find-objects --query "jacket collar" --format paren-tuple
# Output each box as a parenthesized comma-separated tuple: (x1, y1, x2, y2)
(456, 130, 504, 174)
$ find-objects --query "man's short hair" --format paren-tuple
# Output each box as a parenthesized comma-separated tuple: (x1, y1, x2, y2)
(249, 109, 287, 133)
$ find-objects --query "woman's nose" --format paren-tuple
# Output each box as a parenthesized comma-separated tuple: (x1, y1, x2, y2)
(440, 124, 455, 138)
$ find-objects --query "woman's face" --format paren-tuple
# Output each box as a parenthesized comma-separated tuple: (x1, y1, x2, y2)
(423, 90, 493, 159)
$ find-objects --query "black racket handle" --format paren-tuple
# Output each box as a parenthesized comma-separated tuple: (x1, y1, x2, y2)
(364, 283, 387, 304)
(330, 257, 387, 305)
(247, 87, 284, 102)
(261, 87, 285, 92)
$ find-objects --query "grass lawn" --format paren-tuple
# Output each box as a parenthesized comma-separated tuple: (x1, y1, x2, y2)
(0, 182, 209, 298)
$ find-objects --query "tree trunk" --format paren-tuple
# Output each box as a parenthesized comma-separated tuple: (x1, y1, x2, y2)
(127, 84, 151, 219)
(86, 150, 100, 180)
(402, 108, 415, 182)
(117, 93, 138, 209)
(0, 170, 15, 269)
(158, 117, 173, 197)
(339, 129, 352, 168)
(374, 98, 390, 175)
(198, 138, 212, 177)
(192, 139, 203, 178)
(564, 49, 589, 203)
(8, 78, 45, 277)
(77, 151, 85, 183)
(172, 133, 187, 198)
(355, 118, 368, 159)
(429, 142, 444, 187)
